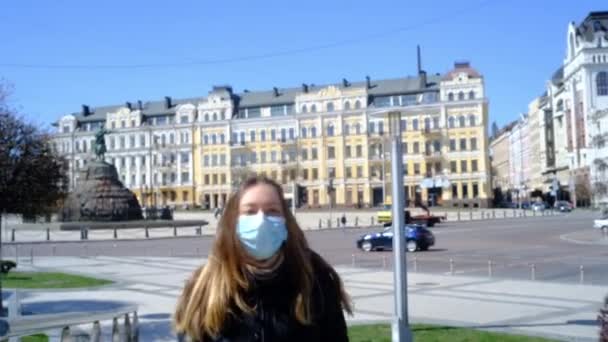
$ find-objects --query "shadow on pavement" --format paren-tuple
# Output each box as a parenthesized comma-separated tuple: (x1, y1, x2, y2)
(21, 300, 129, 315)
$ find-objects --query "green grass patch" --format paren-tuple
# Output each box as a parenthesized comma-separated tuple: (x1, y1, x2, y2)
(348, 324, 558, 341)
(0, 272, 112, 289)
(21, 334, 48, 342)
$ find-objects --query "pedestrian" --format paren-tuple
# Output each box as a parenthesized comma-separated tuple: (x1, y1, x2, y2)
(341, 213, 347, 227)
(213, 207, 221, 219)
(174, 175, 352, 341)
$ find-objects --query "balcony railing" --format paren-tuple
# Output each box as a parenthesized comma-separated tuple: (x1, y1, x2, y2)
(591, 132, 608, 147)
(590, 109, 608, 123)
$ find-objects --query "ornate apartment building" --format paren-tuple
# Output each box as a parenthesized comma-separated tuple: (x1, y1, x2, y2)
(52, 61, 490, 209)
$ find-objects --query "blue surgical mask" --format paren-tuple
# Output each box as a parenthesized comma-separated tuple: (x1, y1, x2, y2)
(237, 210, 288, 260)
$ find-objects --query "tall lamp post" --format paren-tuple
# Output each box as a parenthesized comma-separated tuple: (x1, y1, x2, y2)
(388, 111, 412, 342)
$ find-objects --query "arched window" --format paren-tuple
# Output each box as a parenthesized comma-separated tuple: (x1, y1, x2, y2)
(458, 91, 465, 101)
(448, 116, 455, 128)
(469, 115, 477, 126)
(311, 126, 317, 137)
(344, 101, 351, 110)
(597, 71, 608, 96)
(401, 119, 407, 131)
(326, 102, 334, 112)
(210, 134, 216, 144)
(412, 119, 419, 131)
(327, 124, 335, 136)
(448, 92, 454, 101)
(459, 115, 466, 127)
(344, 124, 350, 135)
(301, 105, 308, 113)
(468, 90, 475, 100)
(354, 100, 361, 109)
(260, 130, 266, 141)
(219, 134, 225, 144)
(355, 123, 361, 134)
(281, 128, 287, 141)
(212, 113, 217, 121)
(311, 104, 317, 113)
(301, 127, 307, 138)
(424, 117, 431, 131)
(378, 121, 384, 135)
(239, 132, 245, 143)
(203, 135, 209, 144)
(220, 110, 225, 120)
(204, 113, 209, 121)
(250, 131, 256, 142)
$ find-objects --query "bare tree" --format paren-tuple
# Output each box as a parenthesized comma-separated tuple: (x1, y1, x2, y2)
(0, 80, 68, 312)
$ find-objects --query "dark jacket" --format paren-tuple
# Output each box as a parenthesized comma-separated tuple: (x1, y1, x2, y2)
(201, 251, 349, 342)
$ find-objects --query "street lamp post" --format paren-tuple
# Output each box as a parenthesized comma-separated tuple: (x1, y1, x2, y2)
(388, 111, 412, 342)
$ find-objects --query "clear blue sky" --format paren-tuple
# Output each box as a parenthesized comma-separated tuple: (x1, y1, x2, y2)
(1, 0, 606, 129)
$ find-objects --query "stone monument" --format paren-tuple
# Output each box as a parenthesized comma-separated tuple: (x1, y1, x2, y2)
(60, 128, 143, 221)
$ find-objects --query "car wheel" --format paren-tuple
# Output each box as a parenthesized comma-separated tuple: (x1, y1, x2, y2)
(406, 240, 418, 252)
(361, 241, 373, 252)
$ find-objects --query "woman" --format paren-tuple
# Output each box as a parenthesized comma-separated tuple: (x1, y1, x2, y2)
(174, 176, 352, 341)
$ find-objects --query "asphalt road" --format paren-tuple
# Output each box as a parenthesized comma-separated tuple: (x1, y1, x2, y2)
(4, 210, 607, 285)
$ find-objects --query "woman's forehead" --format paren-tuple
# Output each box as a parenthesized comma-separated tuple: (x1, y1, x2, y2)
(239, 184, 281, 205)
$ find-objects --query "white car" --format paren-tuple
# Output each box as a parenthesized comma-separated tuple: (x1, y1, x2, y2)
(593, 218, 608, 230)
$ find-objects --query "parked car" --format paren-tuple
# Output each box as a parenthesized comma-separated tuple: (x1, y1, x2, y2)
(554, 201, 573, 212)
(531, 202, 547, 212)
(356, 224, 435, 252)
(593, 218, 608, 230)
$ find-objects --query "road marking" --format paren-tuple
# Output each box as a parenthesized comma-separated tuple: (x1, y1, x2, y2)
(559, 231, 608, 246)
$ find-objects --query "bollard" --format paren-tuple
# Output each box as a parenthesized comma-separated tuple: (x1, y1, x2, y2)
(145, 226, 149, 238)
(488, 259, 493, 278)
(52, 244, 57, 256)
(337, 218, 340, 227)
(11, 228, 15, 242)
(327, 219, 332, 229)
(469, 210, 473, 221)
(371, 217, 375, 226)
(355, 216, 359, 227)
(513, 208, 516, 218)
(530, 263, 536, 281)
(351, 254, 356, 267)
(413, 256, 418, 272)
(382, 256, 387, 269)
(113, 227, 118, 239)
(504, 210, 507, 218)
(492, 210, 496, 219)
(457, 211, 461, 221)
(196, 226, 202, 235)
(46, 228, 51, 241)
(449, 258, 454, 275)
(533, 209, 536, 217)
(318, 219, 322, 229)
(523, 210, 527, 218)
(579, 265, 585, 284)
(173, 225, 177, 237)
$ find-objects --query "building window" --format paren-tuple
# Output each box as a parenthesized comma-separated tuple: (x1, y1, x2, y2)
(301, 127, 307, 138)
(219, 134, 224, 144)
(311, 147, 318, 159)
(211, 135, 217, 145)
(401, 119, 407, 131)
(270, 129, 276, 141)
(344, 124, 350, 135)
(260, 130, 266, 141)
(354, 100, 361, 109)
(140, 134, 146, 147)
(346, 167, 352, 178)
(311, 104, 317, 113)
(472, 160, 478, 172)
(378, 121, 384, 135)
(403, 142, 408, 154)
(452, 184, 458, 197)
(182, 172, 190, 183)
(458, 91, 464, 101)
(450, 161, 457, 173)
(412, 119, 419, 131)
(260, 151, 266, 163)
(368, 122, 375, 134)
(433, 140, 441, 152)
(301, 149, 308, 160)
(448, 116, 455, 128)
(356, 145, 362, 157)
(460, 160, 468, 173)
(459, 115, 466, 127)
(327, 146, 335, 159)
(303, 169, 309, 180)
(250, 131, 256, 142)
(280, 128, 287, 142)
(326, 102, 334, 112)
(271, 105, 285, 117)
(424, 117, 431, 132)
(271, 151, 277, 162)
(311, 127, 317, 137)
(448, 92, 454, 101)
(344, 101, 351, 110)
(328, 167, 336, 178)
(312, 168, 318, 180)
(345, 146, 352, 158)
(355, 123, 361, 134)
(326, 124, 334, 136)
(462, 184, 469, 198)
(204, 155, 209, 166)
(469, 90, 475, 100)
(413, 142, 420, 154)
(597, 71, 608, 96)
(460, 138, 467, 150)
(433, 117, 439, 129)
(449, 139, 456, 151)
(414, 163, 420, 175)
(302, 104, 308, 113)
(357, 166, 363, 178)
(425, 142, 431, 155)
(470, 137, 477, 150)
(203, 135, 209, 144)
(119, 136, 125, 149)
(469, 115, 476, 126)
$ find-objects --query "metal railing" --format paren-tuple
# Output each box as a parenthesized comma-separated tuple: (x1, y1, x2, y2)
(1, 306, 138, 342)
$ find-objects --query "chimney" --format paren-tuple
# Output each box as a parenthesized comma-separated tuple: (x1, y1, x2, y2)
(302, 83, 309, 93)
(417, 45, 422, 74)
(137, 100, 143, 110)
(125, 101, 132, 110)
(273, 87, 279, 97)
(365, 76, 371, 89)
(419, 70, 427, 88)
(454, 61, 470, 69)
(342, 78, 349, 87)
(164, 96, 172, 109)
(81, 104, 90, 116)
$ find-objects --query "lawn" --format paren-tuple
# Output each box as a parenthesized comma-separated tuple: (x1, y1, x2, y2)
(21, 334, 48, 342)
(348, 324, 558, 342)
(0, 271, 112, 289)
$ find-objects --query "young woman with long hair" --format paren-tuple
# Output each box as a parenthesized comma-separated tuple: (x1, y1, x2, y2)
(174, 175, 352, 341)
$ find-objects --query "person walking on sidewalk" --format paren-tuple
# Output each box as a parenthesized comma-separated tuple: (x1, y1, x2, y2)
(174, 175, 352, 342)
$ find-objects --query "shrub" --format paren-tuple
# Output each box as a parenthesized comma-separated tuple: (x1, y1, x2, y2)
(0, 260, 17, 274)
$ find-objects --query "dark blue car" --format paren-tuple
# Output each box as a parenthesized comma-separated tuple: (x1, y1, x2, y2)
(356, 224, 435, 252)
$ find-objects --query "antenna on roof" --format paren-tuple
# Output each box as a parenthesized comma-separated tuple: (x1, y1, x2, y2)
(273, 87, 279, 97)
(417, 45, 422, 74)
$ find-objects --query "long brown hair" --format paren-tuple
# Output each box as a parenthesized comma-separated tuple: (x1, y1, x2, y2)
(174, 176, 351, 340)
